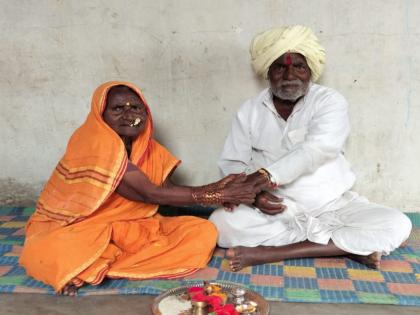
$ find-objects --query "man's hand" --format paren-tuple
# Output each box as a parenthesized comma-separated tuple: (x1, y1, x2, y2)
(217, 173, 257, 205)
(253, 191, 286, 215)
(244, 170, 272, 192)
(221, 170, 274, 211)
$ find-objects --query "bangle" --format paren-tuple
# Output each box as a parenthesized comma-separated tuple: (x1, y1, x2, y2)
(192, 188, 223, 205)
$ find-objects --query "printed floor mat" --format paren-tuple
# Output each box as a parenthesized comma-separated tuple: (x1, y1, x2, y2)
(0, 207, 419, 306)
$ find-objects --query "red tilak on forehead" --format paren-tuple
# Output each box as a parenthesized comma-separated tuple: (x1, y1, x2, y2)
(285, 53, 293, 65)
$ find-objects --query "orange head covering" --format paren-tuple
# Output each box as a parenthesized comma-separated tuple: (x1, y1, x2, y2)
(36, 81, 154, 224)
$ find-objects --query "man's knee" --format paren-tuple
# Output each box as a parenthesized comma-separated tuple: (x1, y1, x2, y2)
(379, 208, 412, 243)
(208, 207, 228, 226)
(208, 208, 240, 247)
(205, 220, 219, 247)
(394, 212, 412, 240)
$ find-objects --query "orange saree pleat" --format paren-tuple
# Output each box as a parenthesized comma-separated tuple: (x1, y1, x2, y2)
(19, 82, 217, 292)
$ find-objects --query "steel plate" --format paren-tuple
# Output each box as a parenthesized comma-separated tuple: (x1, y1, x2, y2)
(151, 281, 269, 315)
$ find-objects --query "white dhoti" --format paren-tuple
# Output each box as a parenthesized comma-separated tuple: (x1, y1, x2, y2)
(209, 192, 412, 256)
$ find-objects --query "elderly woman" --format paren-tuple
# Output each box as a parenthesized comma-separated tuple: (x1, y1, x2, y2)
(19, 81, 265, 295)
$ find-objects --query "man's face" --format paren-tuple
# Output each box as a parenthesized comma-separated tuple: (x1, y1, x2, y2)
(103, 87, 148, 139)
(268, 53, 311, 101)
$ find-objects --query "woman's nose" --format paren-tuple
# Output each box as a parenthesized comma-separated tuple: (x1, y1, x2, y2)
(122, 111, 136, 120)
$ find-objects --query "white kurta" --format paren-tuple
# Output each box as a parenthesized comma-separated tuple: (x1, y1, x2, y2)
(210, 84, 412, 255)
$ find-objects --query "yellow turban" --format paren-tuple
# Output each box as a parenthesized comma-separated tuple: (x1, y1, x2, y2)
(250, 25, 326, 82)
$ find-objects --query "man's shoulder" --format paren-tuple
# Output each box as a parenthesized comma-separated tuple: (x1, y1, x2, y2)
(305, 83, 348, 110)
(308, 83, 347, 102)
(238, 88, 270, 112)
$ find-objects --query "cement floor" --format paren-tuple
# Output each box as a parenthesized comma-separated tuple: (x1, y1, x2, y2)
(1, 294, 419, 315)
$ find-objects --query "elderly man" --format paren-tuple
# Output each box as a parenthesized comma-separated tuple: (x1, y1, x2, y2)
(209, 25, 412, 271)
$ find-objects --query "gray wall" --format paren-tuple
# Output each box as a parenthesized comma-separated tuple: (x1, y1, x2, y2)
(1, 0, 419, 211)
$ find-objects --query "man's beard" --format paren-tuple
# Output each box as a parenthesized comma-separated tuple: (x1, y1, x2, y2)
(270, 79, 309, 101)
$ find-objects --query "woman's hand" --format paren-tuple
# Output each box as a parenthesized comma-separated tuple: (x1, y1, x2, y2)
(192, 173, 261, 206)
(218, 173, 258, 205)
(219, 171, 274, 211)
(253, 191, 286, 215)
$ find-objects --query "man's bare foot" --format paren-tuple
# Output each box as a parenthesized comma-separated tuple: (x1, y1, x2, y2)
(226, 246, 270, 272)
(58, 283, 79, 296)
(348, 252, 382, 269)
(225, 242, 383, 272)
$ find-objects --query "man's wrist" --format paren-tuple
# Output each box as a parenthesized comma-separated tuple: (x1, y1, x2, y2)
(257, 168, 277, 187)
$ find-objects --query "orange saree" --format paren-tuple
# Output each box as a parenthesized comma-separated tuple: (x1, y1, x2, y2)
(19, 81, 217, 292)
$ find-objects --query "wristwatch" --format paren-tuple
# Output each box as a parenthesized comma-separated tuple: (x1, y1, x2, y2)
(257, 168, 276, 187)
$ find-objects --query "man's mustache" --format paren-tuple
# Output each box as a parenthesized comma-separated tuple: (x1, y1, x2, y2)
(278, 79, 303, 88)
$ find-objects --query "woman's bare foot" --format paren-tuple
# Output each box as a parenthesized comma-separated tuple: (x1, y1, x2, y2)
(348, 252, 382, 269)
(58, 283, 79, 296)
(226, 246, 269, 272)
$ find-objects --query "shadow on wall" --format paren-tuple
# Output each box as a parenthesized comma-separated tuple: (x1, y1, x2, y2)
(0, 178, 38, 206)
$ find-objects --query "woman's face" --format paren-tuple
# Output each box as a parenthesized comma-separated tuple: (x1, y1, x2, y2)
(103, 86, 149, 139)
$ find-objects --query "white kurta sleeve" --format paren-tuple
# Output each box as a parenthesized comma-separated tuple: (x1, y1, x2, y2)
(266, 94, 350, 185)
(218, 103, 253, 175)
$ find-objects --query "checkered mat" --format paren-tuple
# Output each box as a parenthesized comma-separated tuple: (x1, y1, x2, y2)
(1, 207, 419, 305)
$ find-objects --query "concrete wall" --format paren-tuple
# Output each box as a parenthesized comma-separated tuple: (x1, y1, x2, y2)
(1, 0, 419, 211)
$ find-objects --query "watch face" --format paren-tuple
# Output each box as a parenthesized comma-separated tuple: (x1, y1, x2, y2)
(258, 169, 270, 181)
(259, 169, 277, 188)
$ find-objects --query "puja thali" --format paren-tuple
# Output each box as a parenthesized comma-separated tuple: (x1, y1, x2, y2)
(151, 281, 269, 315)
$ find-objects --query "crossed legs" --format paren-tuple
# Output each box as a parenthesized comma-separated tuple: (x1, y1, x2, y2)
(210, 197, 412, 272)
